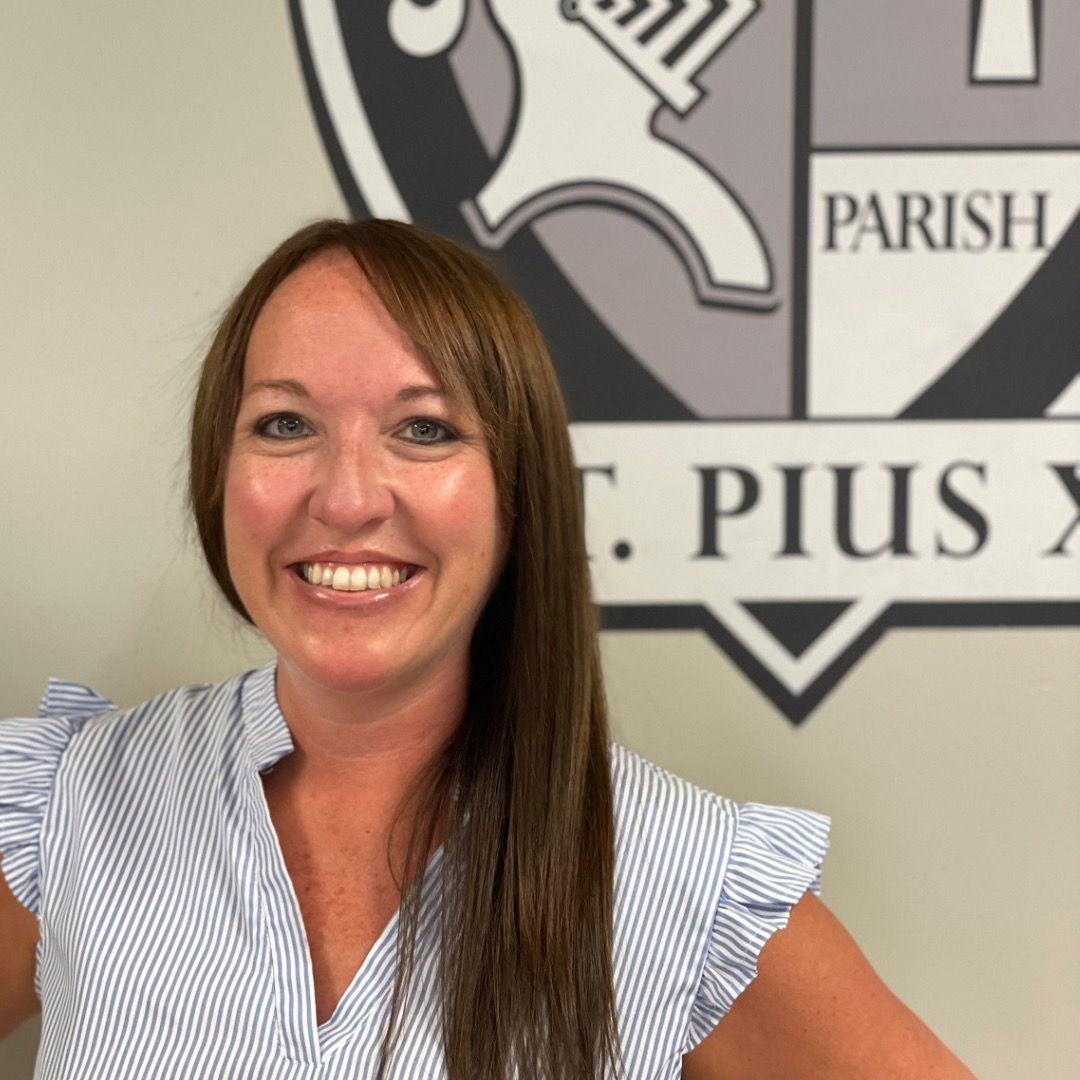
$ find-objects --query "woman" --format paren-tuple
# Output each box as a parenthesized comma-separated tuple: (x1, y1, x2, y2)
(0, 219, 972, 1078)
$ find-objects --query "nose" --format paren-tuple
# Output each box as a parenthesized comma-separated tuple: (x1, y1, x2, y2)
(307, 437, 395, 533)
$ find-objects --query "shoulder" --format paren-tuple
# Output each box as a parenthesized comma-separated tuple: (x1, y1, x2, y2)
(0, 671, 244, 916)
(608, 742, 742, 922)
(608, 742, 829, 890)
(606, 744, 830, 1042)
(3, 668, 256, 810)
(609, 740, 736, 836)
(45, 672, 247, 774)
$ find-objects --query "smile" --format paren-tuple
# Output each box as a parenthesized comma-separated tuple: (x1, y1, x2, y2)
(297, 561, 419, 592)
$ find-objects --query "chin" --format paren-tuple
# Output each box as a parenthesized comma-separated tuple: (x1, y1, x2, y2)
(280, 647, 405, 696)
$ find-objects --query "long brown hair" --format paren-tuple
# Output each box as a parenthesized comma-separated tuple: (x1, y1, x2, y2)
(189, 219, 619, 1078)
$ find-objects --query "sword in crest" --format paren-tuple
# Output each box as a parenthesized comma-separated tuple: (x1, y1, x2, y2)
(390, 0, 775, 308)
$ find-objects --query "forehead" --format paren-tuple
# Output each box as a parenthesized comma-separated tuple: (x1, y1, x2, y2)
(243, 250, 431, 389)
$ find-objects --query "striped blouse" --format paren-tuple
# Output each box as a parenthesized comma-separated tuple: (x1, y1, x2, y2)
(0, 662, 829, 1078)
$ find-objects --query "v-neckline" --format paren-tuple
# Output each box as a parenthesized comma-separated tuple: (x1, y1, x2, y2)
(239, 662, 446, 1063)
(249, 768, 446, 1062)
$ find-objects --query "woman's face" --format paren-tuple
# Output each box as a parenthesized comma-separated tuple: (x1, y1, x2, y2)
(224, 250, 505, 705)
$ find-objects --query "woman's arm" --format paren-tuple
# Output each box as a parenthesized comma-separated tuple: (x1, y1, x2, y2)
(681, 892, 974, 1079)
(0, 854, 40, 1040)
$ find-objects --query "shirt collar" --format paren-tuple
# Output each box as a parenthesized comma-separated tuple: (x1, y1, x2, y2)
(241, 661, 295, 774)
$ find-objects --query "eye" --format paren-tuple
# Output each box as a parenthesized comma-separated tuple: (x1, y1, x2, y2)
(254, 413, 313, 440)
(399, 417, 457, 445)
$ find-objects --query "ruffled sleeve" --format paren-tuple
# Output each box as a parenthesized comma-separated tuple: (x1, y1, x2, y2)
(0, 679, 116, 915)
(688, 800, 831, 1045)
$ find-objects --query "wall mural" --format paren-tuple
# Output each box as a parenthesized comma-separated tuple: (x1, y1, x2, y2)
(290, 0, 1079, 722)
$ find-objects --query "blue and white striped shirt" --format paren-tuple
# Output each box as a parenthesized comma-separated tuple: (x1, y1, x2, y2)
(0, 662, 829, 1078)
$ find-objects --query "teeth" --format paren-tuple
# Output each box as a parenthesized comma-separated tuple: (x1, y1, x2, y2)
(301, 562, 413, 593)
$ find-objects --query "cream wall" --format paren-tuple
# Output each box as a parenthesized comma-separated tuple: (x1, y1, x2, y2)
(1, 4, 1077, 1078)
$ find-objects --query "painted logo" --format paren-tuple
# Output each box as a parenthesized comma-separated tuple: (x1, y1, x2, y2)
(291, 0, 1080, 721)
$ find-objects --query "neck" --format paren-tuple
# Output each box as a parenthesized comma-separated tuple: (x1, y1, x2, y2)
(270, 658, 467, 807)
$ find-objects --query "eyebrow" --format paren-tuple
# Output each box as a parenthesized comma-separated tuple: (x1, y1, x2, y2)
(242, 379, 445, 402)
(395, 383, 445, 403)
(243, 378, 310, 400)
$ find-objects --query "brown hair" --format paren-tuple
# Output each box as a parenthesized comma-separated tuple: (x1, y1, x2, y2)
(189, 219, 619, 1078)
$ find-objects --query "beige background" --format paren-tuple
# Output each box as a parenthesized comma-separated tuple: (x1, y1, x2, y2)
(2, 4, 1078, 1078)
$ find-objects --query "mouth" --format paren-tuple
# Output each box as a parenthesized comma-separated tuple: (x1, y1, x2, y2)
(293, 561, 421, 593)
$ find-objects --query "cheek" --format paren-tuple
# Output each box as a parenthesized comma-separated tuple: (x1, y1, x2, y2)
(223, 457, 301, 559)
(428, 466, 503, 564)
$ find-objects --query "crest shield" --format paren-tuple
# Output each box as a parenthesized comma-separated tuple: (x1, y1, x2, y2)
(291, 0, 1080, 721)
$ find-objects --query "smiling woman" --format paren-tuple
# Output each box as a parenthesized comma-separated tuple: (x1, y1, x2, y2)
(0, 219, 973, 1079)
(222, 249, 505, 711)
